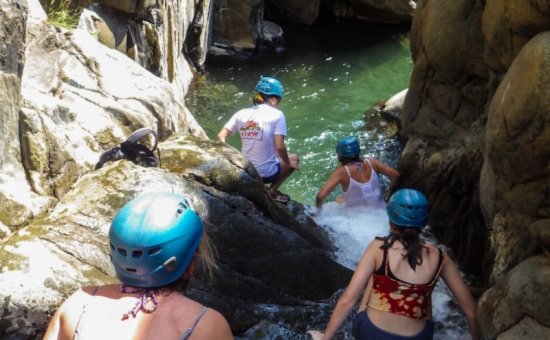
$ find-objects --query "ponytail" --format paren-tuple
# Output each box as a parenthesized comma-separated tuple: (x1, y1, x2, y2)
(252, 93, 266, 105)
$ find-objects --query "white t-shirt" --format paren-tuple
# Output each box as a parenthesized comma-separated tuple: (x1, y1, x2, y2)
(224, 104, 287, 177)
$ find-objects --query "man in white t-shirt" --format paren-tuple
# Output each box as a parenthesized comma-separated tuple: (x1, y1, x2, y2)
(217, 76, 300, 203)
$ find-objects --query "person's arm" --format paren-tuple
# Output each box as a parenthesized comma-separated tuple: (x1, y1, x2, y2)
(217, 127, 232, 143)
(274, 134, 291, 166)
(316, 169, 343, 208)
(440, 255, 480, 340)
(318, 241, 379, 339)
(43, 288, 91, 340)
(43, 308, 62, 340)
(368, 158, 400, 186)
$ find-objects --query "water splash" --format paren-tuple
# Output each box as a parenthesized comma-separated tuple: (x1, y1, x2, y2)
(311, 204, 470, 339)
(313, 202, 389, 269)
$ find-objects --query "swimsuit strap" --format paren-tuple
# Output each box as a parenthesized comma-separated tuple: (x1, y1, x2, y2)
(428, 248, 445, 285)
(181, 306, 208, 340)
(373, 237, 389, 276)
(383, 240, 390, 276)
(364, 158, 373, 169)
(344, 164, 352, 177)
(73, 286, 100, 340)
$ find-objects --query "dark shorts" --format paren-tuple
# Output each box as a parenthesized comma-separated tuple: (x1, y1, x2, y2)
(262, 163, 281, 184)
(352, 311, 434, 340)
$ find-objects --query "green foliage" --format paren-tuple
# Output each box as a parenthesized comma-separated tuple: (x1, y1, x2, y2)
(45, 0, 80, 29)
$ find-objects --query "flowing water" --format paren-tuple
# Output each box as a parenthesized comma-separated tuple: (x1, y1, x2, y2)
(187, 20, 469, 339)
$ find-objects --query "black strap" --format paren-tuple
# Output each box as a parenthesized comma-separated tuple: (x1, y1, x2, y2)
(95, 128, 159, 169)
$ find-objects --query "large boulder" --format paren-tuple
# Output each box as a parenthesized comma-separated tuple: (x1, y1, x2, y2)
(480, 31, 550, 282)
(400, 0, 488, 274)
(269, 0, 321, 25)
(211, 0, 262, 52)
(78, 0, 213, 94)
(331, 0, 416, 23)
(477, 256, 550, 338)
(0, 145, 351, 337)
(404, 1, 550, 338)
(483, 0, 550, 79)
(0, 0, 53, 238)
(19, 23, 205, 202)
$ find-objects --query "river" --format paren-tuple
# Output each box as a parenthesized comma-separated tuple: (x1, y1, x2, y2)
(186, 20, 469, 340)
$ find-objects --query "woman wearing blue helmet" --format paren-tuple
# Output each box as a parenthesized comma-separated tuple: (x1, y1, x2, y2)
(217, 76, 300, 204)
(309, 189, 479, 340)
(314, 136, 399, 212)
(44, 193, 233, 340)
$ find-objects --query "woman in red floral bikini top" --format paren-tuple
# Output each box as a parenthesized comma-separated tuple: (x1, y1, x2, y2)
(367, 235, 445, 320)
(309, 189, 479, 340)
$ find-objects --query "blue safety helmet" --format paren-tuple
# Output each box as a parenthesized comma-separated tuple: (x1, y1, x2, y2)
(109, 193, 203, 288)
(255, 76, 284, 98)
(386, 189, 429, 228)
(336, 136, 361, 158)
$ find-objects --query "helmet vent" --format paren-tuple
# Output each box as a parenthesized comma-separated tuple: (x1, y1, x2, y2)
(177, 201, 189, 213)
(148, 247, 162, 256)
(117, 248, 127, 257)
(163, 256, 177, 272)
(132, 250, 143, 258)
(125, 267, 137, 272)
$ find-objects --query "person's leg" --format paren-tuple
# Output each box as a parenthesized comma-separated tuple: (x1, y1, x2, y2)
(268, 153, 299, 195)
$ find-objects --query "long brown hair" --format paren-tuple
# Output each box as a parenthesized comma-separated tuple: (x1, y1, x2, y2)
(381, 223, 425, 271)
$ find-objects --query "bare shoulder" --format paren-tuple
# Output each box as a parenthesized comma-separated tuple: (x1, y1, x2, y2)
(422, 243, 445, 260)
(59, 286, 97, 310)
(197, 307, 233, 339)
(365, 238, 384, 255)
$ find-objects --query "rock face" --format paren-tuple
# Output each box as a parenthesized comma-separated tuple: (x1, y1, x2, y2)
(401, 0, 488, 274)
(211, 0, 262, 53)
(0, 1, 352, 338)
(78, 0, 213, 96)
(0, 140, 351, 338)
(269, 0, 416, 25)
(0, 0, 52, 237)
(331, 0, 416, 23)
(403, 0, 550, 337)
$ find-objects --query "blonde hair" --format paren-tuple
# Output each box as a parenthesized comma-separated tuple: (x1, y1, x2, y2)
(197, 230, 217, 277)
(252, 93, 266, 105)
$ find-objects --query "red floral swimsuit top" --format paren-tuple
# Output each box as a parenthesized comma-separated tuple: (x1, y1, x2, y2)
(367, 240, 445, 319)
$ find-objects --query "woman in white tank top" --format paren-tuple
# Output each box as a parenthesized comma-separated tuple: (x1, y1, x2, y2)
(315, 136, 400, 211)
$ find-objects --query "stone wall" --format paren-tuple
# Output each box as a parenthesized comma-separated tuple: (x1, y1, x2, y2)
(402, 0, 550, 337)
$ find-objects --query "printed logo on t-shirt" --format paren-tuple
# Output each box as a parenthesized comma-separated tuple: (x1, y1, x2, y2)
(239, 120, 263, 140)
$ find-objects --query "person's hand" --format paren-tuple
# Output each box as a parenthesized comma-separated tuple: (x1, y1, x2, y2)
(307, 330, 324, 340)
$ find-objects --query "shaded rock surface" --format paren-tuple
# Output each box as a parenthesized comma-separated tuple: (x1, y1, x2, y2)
(0, 150, 351, 338)
(402, 0, 550, 337)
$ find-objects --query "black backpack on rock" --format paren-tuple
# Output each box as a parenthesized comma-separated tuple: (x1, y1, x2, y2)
(95, 128, 160, 170)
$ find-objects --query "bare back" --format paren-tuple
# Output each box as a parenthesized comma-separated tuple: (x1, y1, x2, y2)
(44, 285, 233, 340)
(360, 240, 443, 336)
(339, 160, 373, 192)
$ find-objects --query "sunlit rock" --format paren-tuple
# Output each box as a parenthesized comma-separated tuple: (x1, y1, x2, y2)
(19, 23, 205, 200)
